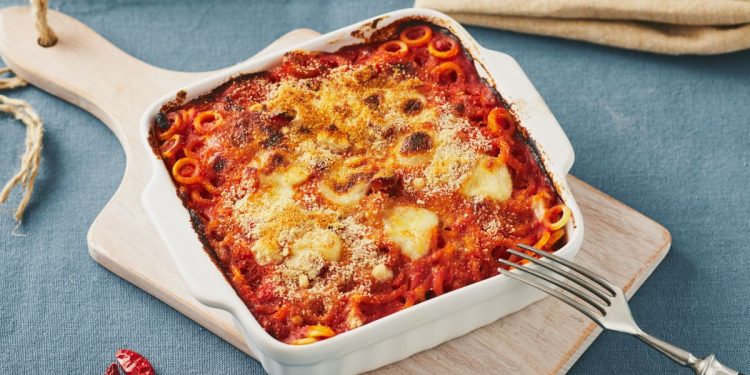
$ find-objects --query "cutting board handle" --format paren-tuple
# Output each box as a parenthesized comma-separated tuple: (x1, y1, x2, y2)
(0, 6, 199, 143)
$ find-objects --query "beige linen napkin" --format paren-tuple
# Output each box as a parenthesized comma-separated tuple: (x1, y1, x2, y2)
(414, 0, 750, 54)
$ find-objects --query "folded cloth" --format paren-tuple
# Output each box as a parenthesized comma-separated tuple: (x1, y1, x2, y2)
(414, 0, 750, 54)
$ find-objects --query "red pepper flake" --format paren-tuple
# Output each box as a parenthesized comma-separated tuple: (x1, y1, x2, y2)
(115, 349, 156, 375)
(105, 363, 120, 375)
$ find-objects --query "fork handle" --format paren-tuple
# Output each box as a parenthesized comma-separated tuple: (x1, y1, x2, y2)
(636, 332, 742, 375)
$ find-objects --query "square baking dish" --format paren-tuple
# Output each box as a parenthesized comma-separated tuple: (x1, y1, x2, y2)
(141, 8, 584, 374)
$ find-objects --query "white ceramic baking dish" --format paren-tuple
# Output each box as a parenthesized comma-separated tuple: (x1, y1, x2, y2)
(141, 8, 584, 375)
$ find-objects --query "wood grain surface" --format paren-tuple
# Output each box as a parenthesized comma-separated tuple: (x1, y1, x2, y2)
(0, 7, 670, 374)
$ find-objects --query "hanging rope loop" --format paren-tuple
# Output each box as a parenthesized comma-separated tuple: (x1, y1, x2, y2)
(0, 0, 54, 224)
(31, 0, 57, 47)
(0, 1, 53, 224)
(0, 67, 27, 90)
(0, 68, 43, 222)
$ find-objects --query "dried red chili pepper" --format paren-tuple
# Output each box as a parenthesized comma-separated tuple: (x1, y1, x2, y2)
(105, 362, 120, 375)
(115, 349, 156, 375)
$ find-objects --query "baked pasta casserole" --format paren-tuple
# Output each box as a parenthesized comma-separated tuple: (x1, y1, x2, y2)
(150, 20, 572, 345)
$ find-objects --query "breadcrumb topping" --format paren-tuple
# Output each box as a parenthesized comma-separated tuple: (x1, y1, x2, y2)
(228, 62, 498, 312)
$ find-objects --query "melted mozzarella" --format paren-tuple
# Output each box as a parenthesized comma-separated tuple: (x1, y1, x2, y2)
(316, 128, 350, 153)
(251, 237, 283, 266)
(461, 156, 512, 202)
(383, 206, 439, 260)
(347, 307, 364, 329)
(252, 149, 312, 188)
(291, 228, 343, 262)
(371, 263, 394, 282)
(261, 164, 310, 187)
(317, 157, 372, 207)
(317, 181, 369, 207)
(397, 152, 431, 167)
(532, 193, 548, 221)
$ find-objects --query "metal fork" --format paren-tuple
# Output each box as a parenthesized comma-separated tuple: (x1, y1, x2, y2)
(498, 244, 743, 375)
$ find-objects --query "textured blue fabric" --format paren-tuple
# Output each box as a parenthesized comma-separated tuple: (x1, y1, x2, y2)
(0, 0, 748, 373)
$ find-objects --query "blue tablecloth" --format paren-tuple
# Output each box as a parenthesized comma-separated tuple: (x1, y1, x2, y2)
(1, 1, 748, 373)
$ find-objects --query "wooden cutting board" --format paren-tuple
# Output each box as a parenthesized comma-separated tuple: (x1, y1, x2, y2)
(0, 7, 671, 374)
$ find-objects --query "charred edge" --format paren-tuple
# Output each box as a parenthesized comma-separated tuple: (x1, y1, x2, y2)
(438, 19, 564, 210)
(400, 131, 432, 154)
(187, 208, 225, 274)
(363, 93, 382, 110)
(369, 174, 402, 196)
(350, 16, 386, 39)
(150, 90, 188, 157)
(155, 112, 169, 131)
(507, 104, 566, 207)
(160, 90, 188, 114)
(365, 16, 431, 44)
(159, 72, 270, 116)
(213, 156, 226, 172)
(402, 98, 423, 115)
(261, 130, 285, 148)
(146, 126, 161, 159)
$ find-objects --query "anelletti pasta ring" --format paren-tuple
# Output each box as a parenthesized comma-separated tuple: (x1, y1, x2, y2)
(431, 61, 464, 84)
(533, 230, 552, 249)
(544, 204, 572, 230)
(201, 179, 218, 194)
(193, 110, 223, 134)
(184, 138, 204, 159)
(378, 40, 409, 58)
(399, 25, 432, 47)
(548, 229, 566, 247)
(159, 133, 182, 158)
(307, 325, 336, 339)
(290, 325, 336, 345)
(487, 107, 516, 135)
(157, 111, 184, 141)
(180, 107, 195, 124)
(172, 157, 201, 185)
(190, 186, 214, 205)
(428, 37, 459, 59)
(290, 337, 318, 345)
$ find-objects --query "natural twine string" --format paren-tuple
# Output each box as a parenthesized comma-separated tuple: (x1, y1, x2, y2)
(0, 68, 44, 222)
(31, 0, 57, 47)
(0, 0, 55, 224)
(0, 67, 27, 90)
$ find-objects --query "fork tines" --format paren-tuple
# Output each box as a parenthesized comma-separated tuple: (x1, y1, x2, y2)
(497, 244, 617, 324)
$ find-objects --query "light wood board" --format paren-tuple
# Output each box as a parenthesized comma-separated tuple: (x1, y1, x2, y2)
(0, 7, 671, 374)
